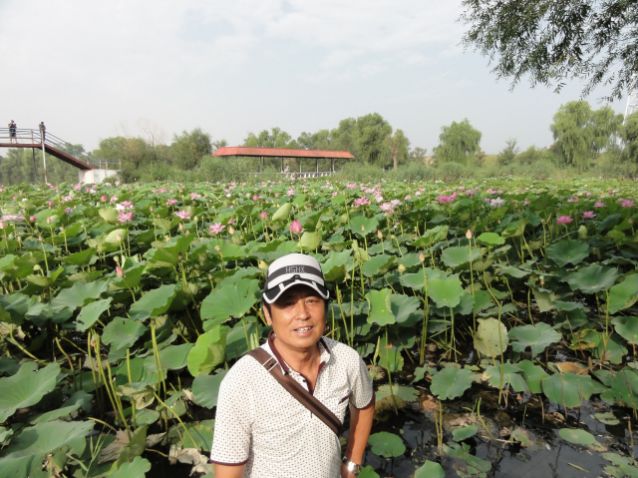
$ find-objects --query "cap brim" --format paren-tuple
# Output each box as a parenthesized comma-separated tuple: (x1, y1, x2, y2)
(263, 279, 329, 305)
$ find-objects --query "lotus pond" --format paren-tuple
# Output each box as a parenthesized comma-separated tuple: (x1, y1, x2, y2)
(0, 178, 638, 478)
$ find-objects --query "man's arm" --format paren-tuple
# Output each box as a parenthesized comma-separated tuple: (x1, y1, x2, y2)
(214, 463, 246, 478)
(341, 401, 375, 477)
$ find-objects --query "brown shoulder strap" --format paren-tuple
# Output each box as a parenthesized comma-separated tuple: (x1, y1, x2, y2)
(248, 347, 342, 436)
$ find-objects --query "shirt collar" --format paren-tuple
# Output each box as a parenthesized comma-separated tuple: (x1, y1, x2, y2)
(266, 331, 332, 374)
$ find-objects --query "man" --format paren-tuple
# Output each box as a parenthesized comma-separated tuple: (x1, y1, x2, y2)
(8, 120, 16, 143)
(210, 253, 375, 478)
(39, 121, 46, 142)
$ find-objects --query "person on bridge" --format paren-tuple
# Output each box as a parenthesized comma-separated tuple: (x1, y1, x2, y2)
(8, 120, 16, 143)
(39, 122, 46, 142)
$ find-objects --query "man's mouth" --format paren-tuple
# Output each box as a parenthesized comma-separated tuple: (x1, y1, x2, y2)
(294, 326, 313, 335)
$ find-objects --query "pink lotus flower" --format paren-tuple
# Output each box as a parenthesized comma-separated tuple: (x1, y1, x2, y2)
(289, 219, 303, 235)
(437, 192, 457, 204)
(29, 215, 36, 223)
(619, 198, 635, 208)
(0, 220, 4, 230)
(252, 194, 261, 201)
(259, 211, 269, 220)
(346, 182, 357, 190)
(287, 188, 295, 197)
(100, 195, 108, 203)
(190, 192, 202, 200)
(209, 223, 225, 235)
(488, 197, 505, 207)
(582, 210, 596, 219)
(175, 210, 191, 220)
(115, 266, 124, 278)
(166, 198, 178, 206)
(594, 200, 605, 208)
(116, 200, 134, 212)
(556, 215, 573, 225)
(64, 207, 74, 215)
(353, 197, 370, 207)
(118, 211, 134, 224)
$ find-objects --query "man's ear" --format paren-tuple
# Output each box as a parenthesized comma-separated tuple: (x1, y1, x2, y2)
(262, 305, 272, 325)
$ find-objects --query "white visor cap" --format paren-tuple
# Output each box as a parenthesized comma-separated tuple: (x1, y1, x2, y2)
(263, 253, 329, 304)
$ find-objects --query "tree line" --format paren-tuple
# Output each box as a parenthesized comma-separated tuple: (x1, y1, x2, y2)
(0, 102, 636, 185)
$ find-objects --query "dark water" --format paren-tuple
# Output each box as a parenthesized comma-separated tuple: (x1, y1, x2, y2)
(147, 397, 635, 477)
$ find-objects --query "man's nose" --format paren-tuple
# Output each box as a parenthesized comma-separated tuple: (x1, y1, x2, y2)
(293, 299, 310, 318)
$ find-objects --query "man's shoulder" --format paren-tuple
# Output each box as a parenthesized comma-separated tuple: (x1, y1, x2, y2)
(322, 337, 364, 362)
(221, 352, 267, 385)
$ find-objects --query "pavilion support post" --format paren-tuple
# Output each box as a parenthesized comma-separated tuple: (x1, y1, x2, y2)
(280, 157, 284, 173)
(298, 158, 301, 173)
(316, 158, 319, 173)
(331, 158, 335, 173)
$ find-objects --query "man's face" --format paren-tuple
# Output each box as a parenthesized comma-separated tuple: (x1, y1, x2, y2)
(263, 285, 326, 354)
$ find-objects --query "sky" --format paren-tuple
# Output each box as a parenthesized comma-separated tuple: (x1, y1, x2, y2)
(0, 0, 627, 154)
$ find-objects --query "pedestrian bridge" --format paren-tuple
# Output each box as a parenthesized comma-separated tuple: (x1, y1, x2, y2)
(0, 127, 93, 170)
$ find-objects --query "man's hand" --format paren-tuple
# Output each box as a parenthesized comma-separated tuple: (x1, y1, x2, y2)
(340, 462, 357, 478)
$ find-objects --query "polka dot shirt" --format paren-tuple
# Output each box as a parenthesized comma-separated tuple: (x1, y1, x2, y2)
(210, 336, 374, 478)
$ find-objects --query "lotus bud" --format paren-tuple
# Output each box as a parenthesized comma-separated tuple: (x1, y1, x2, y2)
(228, 225, 235, 235)
(465, 229, 473, 240)
(419, 252, 425, 263)
(258, 260, 268, 270)
(377, 229, 383, 240)
(578, 225, 588, 239)
(398, 263, 406, 274)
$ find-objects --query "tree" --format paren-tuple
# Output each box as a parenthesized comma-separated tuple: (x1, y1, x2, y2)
(461, 1, 638, 99)
(409, 147, 428, 163)
(170, 128, 212, 170)
(244, 128, 296, 148)
(621, 111, 638, 164)
(433, 119, 482, 164)
(92, 136, 158, 182)
(550, 100, 622, 169)
(387, 129, 410, 170)
(497, 139, 518, 166)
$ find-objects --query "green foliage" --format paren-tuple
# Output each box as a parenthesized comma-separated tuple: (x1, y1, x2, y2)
(368, 432, 406, 458)
(462, 0, 638, 99)
(0, 363, 60, 423)
(431, 367, 474, 400)
(433, 119, 482, 164)
(170, 128, 211, 170)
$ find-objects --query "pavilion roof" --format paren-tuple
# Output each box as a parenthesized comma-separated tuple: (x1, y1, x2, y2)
(213, 146, 354, 160)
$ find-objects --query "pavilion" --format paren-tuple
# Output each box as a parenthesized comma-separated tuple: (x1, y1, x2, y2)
(212, 146, 354, 177)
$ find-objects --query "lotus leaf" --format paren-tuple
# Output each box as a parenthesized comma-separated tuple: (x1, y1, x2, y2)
(200, 279, 260, 328)
(377, 335, 404, 373)
(428, 275, 464, 308)
(322, 250, 352, 282)
(594, 412, 620, 426)
(477, 232, 505, 246)
(430, 367, 474, 400)
(359, 465, 381, 478)
(474, 318, 508, 358)
(272, 203, 292, 221)
(187, 325, 228, 377)
(104, 228, 128, 245)
(399, 267, 446, 290)
(134, 409, 160, 426)
(192, 370, 226, 409)
(604, 368, 638, 408)
(208, 239, 246, 260)
(102, 317, 146, 351)
(602, 453, 638, 478)
(361, 254, 394, 278)
(443, 442, 491, 476)
(63, 248, 96, 266)
(390, 294, 421, 326)
(366, 289, 395, 326)
(0, 426, 13, 444)
(0, 362, 60, 423)
(109, 456, 151, 478)
(542, 372, 601, 408)
(76, 297, 112, 332)
(546, 239, 589, 267)
(2, 419, 93, 458)
(441, 246, 482, 269)
(483, 363, 528, 392)
(98, 207, 118, 223)
(129, 284, 178, 320)
(368, 431, 405, 458)
(452, 424, 479, 442)
(509, 322, 562, 356)
(612, 316, 638, 345)
(566, 264, 618, 294)
(607, 274, 638, 314)
(31, 391, 92, 424)
(595, 335, 628, 365)
(518, 360, 549, 394)
(158, 343, 193, 370)
(496, 264, 529, 279)
(299, 230, 321, 251)
(52, 280, 109, 310)
(558, 428, 605, 451)
(414, 225, 448, 248)
(415, 460, 445, 478)
(167, 419, 214, 451)
(375, 384, 419, 404)
(348, 215, 379, 237)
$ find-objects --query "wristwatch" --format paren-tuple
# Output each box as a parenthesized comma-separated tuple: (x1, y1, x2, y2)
(342, 457, 361, 476)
